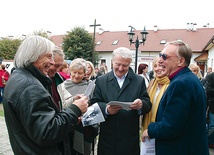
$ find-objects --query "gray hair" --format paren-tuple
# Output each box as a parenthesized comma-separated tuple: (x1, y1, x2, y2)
(165, 40, 192, 67)
(53, 46, 65, 59)
(112, 47, 132, 62)
(69, 58, 87, 73)
(14, 35, 55, 68)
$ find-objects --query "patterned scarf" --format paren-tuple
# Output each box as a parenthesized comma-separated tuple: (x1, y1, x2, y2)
(142, 76, 170, 130)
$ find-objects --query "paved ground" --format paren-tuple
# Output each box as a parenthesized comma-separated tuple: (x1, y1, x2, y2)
(0, 104, 213, 155)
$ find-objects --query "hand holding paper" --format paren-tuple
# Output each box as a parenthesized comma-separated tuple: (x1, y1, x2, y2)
(107, 101, 132, 110)
(81, 103, 105, 127)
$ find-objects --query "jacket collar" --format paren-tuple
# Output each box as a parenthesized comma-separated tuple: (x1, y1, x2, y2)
(108, 67, 135, 82)
(25, 64, 52, 87)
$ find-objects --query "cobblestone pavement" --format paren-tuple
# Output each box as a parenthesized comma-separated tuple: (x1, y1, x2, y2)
(0, 116, 13, 155)
(0, 103, 213, 155)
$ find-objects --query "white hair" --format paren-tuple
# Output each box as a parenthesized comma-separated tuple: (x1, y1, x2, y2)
(112, 47, 132, 62)
(14, 35, 55, 68)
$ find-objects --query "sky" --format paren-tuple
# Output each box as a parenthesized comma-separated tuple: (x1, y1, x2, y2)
(1, 0, 214, 38)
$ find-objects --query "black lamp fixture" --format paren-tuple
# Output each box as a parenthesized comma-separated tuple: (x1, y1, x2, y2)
(128, 26, 148, 73)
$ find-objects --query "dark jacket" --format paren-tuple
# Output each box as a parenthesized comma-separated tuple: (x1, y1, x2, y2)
(148, 67, 209, 155)
(205, 72, 214, 113)
(90, 67, 152, 155)
(3, 65, 82, 155)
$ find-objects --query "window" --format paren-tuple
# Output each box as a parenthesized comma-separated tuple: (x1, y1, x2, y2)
(96, 41, 102, 45)
(160, 39, 166, 44)
(112, 40, 119, 45)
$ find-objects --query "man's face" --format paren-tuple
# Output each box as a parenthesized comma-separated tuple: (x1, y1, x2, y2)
(112, 55, 131, 78)
(158, 44, 181, 77)
(48, 54, 64, 78)
(32, 52, 55, 76)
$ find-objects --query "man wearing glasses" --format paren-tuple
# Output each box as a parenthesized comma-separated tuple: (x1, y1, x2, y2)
(142, 41, 209, 155)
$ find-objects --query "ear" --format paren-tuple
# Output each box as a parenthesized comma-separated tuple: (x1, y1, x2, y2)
(178, 57, 185, 67)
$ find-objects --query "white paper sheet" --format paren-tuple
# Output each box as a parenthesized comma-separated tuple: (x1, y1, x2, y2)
(107, 101, 132, 110)
(140, 138, 155, 155)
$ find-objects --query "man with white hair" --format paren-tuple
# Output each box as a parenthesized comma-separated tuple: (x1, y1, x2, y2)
(3, 35, 88, 155)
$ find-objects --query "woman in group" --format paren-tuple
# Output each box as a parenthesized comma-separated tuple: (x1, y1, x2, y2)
(142, 57, 170, 132)
(85, 61, 96, 81)
(57, 58, 96, 155)
(138, 63, 150, 88)
(189, 63, 203, 81)
(58, 60, 71, 80)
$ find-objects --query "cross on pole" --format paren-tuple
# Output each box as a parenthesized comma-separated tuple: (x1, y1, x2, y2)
(89, 19, 101, 65)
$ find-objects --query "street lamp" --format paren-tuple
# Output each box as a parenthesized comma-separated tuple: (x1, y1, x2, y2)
(128, 26, 148, 73)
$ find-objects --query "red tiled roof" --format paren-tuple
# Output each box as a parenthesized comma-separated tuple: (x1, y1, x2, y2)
(51, 28, 214, 53)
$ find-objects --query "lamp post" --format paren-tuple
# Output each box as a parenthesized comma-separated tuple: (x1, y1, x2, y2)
(127, 26, 148, 73)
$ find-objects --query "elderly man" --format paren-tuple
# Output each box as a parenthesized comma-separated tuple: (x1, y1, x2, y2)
(47, 46, 65, 110)
(142, 41, 209, 155)
(3, 35, 88, 155)
(91, 47, 152, 155)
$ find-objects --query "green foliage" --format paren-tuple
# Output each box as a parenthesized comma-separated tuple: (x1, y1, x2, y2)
(0, 29, 51, 61)
(62, 27, 98, 63)
(33, 29, 51, 39)
(0, 38, 22, 60)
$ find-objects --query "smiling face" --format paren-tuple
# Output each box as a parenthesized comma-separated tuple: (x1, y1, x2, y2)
(154, 59, 166, 78)
(112, 55, 131, 78)
(48, 54, 64, 78)
(158, 44, 185, 77)
(70, 68, 85, 83)
(32, 52, 54, 76)
(86, 63, 92, 75)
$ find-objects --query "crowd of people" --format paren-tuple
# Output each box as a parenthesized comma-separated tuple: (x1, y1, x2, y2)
(1, 35, 212, 155)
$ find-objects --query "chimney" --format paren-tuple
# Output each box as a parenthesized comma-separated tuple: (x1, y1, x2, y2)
(192, 23, 197, 31)
(154, 25, 158, 32)
(187, 23, 190, 31)
(99, 28, 104, 34)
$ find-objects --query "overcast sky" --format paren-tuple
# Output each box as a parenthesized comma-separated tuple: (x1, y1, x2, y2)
(1, 0, 213, 37)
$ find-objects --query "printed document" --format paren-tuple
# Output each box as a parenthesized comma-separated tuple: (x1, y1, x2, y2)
(107, 101, 132, 110)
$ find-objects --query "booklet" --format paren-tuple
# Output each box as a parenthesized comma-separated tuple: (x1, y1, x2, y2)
(81, 103, 105, 127)
(107, 101, 132, 110)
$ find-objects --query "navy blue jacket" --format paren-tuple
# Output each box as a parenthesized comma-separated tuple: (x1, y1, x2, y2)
(148, 67, 209, 155)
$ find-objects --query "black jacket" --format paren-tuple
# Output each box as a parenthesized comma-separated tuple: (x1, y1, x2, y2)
(3, 65, 81, 155)
(90, 67, 151, 155)
(205, 72, 214, 113)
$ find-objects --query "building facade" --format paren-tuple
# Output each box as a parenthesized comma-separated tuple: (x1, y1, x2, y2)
(51, 27, 214, 74)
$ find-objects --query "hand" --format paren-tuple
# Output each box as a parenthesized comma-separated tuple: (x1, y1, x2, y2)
(129, 99, 142, 110)
(73, 94, 84, 101)
(142, 129, 150, 142)
(73, 96, 88, 114)
(107, 105, 122, 115)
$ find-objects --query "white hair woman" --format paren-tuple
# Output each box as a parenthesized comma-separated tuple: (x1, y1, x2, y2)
(57, 58, 96, 155)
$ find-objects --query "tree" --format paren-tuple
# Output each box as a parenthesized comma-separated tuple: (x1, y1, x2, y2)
(33, 29, 51, 39)
(62, 27, 98, 64)
(0, 38, 22, 60)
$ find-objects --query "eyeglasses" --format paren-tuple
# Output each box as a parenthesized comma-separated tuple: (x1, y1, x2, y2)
(159, 53, 178, 60)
